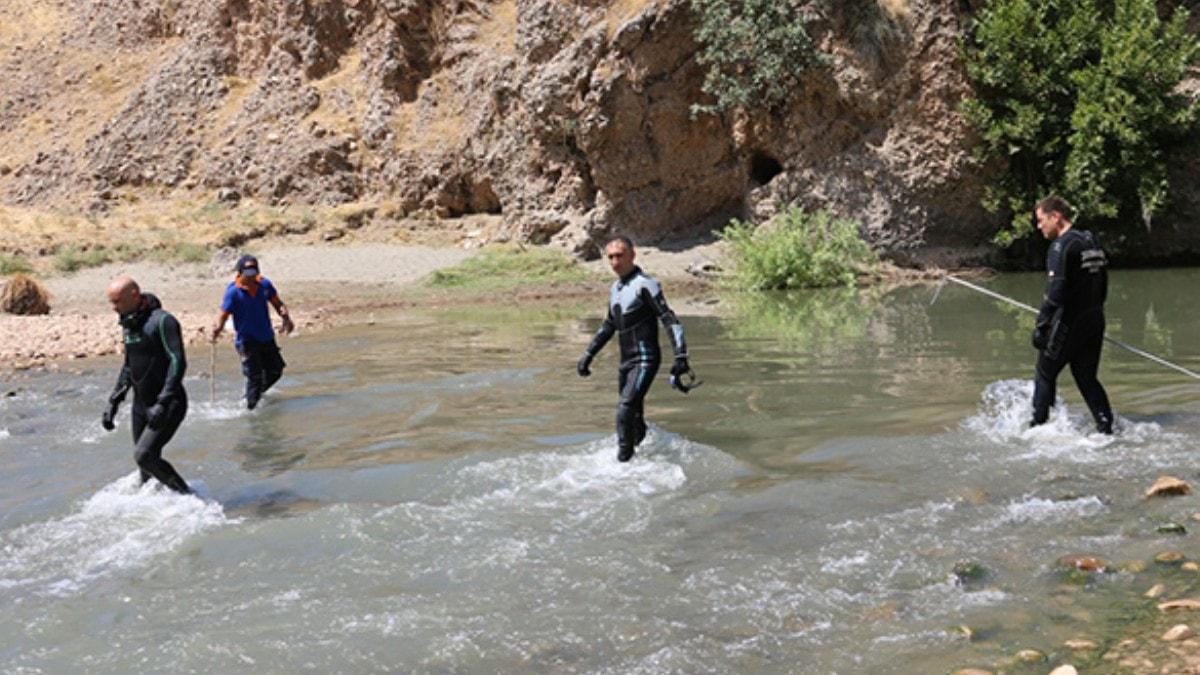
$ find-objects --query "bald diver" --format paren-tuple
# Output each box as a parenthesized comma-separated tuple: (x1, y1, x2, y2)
(576, 236, 690, 462)
(101, 276, 192, 493)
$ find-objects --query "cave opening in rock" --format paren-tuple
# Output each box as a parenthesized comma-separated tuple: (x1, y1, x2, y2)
(749, 152, 783, 186)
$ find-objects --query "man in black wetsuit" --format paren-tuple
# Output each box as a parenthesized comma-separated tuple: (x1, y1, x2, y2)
(576, 236, 689, 462)
(101, 276, 192, 493)
(1030, 195, 1115, 434)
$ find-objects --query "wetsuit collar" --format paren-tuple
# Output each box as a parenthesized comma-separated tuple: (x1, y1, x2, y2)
(118, 294, 160, 329)
(618, 266, 642, 287)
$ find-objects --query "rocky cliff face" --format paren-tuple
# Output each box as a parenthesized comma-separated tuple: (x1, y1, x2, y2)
(0, 0, 1194, 264)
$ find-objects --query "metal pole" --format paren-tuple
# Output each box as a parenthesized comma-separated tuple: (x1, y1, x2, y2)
(210, 342, 217, 403)
(937, 275, 1200, 381)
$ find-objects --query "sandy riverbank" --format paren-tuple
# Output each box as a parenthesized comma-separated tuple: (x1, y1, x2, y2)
(1, 241, 731, 374)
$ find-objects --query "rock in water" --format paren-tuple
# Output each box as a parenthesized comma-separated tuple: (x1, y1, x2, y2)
(1158, 599, 1200, 612)
(1146, 476, 1190, 497)
(1, 273, 52, 315)
(1163, 624, 1194, 641)
(1049, 666, 1078, 675)
(1057, 554, 1109, 572)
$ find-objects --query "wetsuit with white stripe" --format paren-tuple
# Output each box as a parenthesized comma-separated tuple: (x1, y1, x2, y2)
(107, 293, 191, 493)
(584, 266, 687, 461)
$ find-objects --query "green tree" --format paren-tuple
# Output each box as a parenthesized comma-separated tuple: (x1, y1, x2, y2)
(962, 0, 1199, 245)
(689, 0, 824, 116)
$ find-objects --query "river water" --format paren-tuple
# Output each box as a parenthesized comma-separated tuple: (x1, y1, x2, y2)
(3, 270, 1200, 672)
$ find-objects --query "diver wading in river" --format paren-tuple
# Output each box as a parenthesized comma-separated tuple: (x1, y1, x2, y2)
(210, 255, 294, 410)
(1030, 195, 1115, 434)
(577, 236, 690, 462)
(101, 276, 192, 494)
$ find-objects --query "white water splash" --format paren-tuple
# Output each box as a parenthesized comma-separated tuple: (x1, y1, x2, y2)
(0, 474, 227, 596)
(963, 379, 1168, 460)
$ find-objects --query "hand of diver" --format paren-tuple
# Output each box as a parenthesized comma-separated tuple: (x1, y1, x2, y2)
(281, 315, 295, 335)
(101, 400, 120, 431)
(576, 353, 593, 377)
(670, 357, 690, 377)
(1031, 327, 1048, 351)
(146, 403, 168, 430)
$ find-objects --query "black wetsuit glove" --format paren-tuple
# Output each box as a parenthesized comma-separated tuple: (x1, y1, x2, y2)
(146, 403, 168, 430)
(671, 357, 690, 377)
(577, 353, 593, 377)
(1031, 326, 1048, 351)
(101, 399, 120, 431)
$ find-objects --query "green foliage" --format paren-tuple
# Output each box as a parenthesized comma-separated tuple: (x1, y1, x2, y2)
(962, 0, 1200, 245)
(719, 206, 877, 290)
(689, 0, 825, 115)
(54, 246, 111, 273)
(426, 245, 590, 290)
(0, 253, 32, 275)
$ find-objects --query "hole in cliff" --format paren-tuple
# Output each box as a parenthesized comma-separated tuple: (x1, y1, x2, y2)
(749, 152, 783, 186)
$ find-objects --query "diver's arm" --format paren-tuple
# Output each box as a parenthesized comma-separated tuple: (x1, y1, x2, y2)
(155, 313, 188, 406)
(585, 307, 616, 357)
(1036, 238, 1072, 329)
(109, 362, 132, 404)
(643, 285, 687, 358)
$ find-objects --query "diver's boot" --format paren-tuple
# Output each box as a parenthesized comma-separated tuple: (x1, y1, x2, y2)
(617, 445, 635, 463)
(1095, 412, 1114, 435)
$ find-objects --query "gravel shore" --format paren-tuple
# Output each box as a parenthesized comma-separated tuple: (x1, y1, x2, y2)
(1, 244, 473, 372)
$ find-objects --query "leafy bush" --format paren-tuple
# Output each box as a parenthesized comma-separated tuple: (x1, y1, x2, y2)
(719, 206, 877, 290)
(427, 245, 589, 290)
(689, 0, 824, 115)
(0, 253, 32, 275)
(54, 246, 111, 273)
(962, 0, 1200, 244)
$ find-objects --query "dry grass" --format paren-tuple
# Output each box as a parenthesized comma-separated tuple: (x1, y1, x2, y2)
(1, 273, 52, 315)
(303, 51, 364, 136)
(606, 0, 656, 38)
(0, 0, 66, 46)
(392, 73, 468, 153)
(879, 0, 910, 21)
(473, 0, 517, 55)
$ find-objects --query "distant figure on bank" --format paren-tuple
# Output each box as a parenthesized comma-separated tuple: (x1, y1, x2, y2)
(101, 276, 192, 493)
(576, 236, 690, 462)
(1030, 195, 1114, 434)
(210, 255, 294, 409)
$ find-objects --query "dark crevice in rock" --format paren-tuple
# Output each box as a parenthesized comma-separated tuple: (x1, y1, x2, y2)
(749, 152, 783, 187)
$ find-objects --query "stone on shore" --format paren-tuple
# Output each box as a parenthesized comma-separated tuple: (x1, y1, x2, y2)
(1147, 476, 1190, 497)
(1146, 584, 1166, 598)
(1049, 666, 1078, 675)
(1158, 599, 1200, 612)
(1057, 554, 1109, 572)
(1156, 551, 1186, 565)
(1163, 624, 1194, 642)
(1015, 649, 1045, 663)
(1, 274, 52, 315)
(1064, 638, 1097, 651)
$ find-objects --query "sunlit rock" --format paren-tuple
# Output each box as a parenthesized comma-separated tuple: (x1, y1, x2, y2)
(1163, 624, 1195, 641)
(1156, 551, 1186, 565)
(1049, 666, 1078, 675)
(1057, 555, 1109, 572)
(1146, 476, 1190, 497)
(1063, 638, 1097, 651)
(1146, 583, 1166, 598)
(1015, 649, 1046, 663)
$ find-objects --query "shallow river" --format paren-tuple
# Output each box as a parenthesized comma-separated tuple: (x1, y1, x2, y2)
(3, 270, 1200, 673)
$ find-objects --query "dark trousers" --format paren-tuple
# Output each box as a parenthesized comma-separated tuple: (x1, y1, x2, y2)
(1032, 312, 1113, 432)
(131, 394, 191, 494)
(616, 358, 659, 461)
(238, 338, 286, 408)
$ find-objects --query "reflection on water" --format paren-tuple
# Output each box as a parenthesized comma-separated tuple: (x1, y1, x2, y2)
(2, 271, 1200, 672)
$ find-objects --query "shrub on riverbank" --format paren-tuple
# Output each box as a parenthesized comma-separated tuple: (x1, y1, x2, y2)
(1, 273, 51, 315)
(962, 0, 1200, 244)
(0, 254, 32, 275)
(426, 245, 590, 291)
(719, 207, 877, 290)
